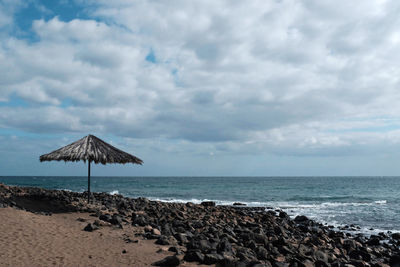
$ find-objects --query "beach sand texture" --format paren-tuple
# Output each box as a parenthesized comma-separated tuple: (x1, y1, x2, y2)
(0, 207, 196, 267)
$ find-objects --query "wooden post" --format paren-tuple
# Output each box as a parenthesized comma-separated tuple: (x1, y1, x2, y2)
(88, 160, 91, 203)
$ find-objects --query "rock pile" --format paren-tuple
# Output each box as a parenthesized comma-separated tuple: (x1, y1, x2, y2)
(1, 183, 399, 266)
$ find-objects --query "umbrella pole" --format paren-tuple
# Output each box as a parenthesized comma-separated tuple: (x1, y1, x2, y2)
(88, 160, 91, 203)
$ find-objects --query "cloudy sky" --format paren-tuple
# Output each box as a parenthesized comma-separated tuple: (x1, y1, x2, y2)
(1, 0, 400, 176)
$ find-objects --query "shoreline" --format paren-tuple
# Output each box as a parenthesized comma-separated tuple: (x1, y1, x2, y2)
(1, 183, 399, 266)
(135, 197, 398, 238)
(2, 184, 394, 237)
(1, 176, 395, 237)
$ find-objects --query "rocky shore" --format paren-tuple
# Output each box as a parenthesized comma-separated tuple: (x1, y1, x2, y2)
(0, 183, 399, 267)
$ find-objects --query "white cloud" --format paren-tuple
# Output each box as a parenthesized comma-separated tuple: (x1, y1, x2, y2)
(0, 0, 24, 28)
(1, 0, 400, 161)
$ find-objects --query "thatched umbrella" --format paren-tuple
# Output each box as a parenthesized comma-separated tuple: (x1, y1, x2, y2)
(40, 134, 143, 203)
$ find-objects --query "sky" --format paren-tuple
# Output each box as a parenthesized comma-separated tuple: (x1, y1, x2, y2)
(1, 0, 400, 176)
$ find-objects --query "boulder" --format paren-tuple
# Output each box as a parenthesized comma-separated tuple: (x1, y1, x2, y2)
(152, 228, 161, 235)
(184, 250, 205, 262)
(83, 223, 99, 232)
(392, 233, 400, 240)
(132, 214, 148, 226)
(390, 254, 400, 265)
(279, 211, 290, 220)
(343, 239, 360, 251)
(117, 200, 129, 210)
(367, 237, 380, 246)
(314, 250, 329, 263)
(201, 201, 216, 207)
(168, 246, 183, 254)
(349, 260, 368, 267)
(110, 214, 123, 226)
(152, 255, 180, 266)
(203, 253, 224, 265)
(155, 235, 178, 246)
(217, 238, 233, 254)
(144, 225, 153, 232)
(188, 239, 212, 252)
(93, 219, 107, 227)
(294, 215, 309, 223)
(256, 246, 269, 260)
(348, 249, 371, 262)
(99, 214, 112, 223)
(174, 233, 189, 245)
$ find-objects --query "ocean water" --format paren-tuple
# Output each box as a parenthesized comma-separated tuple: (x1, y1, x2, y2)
(1, 176, 399, 235)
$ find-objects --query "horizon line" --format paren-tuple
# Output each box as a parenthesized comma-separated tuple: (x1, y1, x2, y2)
(1, 175, 399, 178)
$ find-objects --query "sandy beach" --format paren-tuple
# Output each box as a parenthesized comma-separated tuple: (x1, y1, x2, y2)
(0, 207, 203, 267)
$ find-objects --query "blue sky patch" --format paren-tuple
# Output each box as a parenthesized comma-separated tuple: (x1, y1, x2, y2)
(13, 0, 93, 41)
(145, 49, 156, 63)
(60, 98, 75, 108)
(0, 94, 29, 107)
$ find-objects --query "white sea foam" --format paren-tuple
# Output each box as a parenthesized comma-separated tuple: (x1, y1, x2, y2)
(109, 190, 119, 195)
(145, 197, 398, 235)
(60, 188, 72, 192)
(149, 197, 276, 207)
(304, 217, 399, 237)
(277, 201, 387, 211)
(148, 197, 387, 209)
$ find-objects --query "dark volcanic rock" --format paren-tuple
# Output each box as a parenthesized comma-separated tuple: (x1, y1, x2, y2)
(203, 253, 224, 265)
(83, 223, 99, 232)
(132, 214, 148, 226)
(392, 233, 400, 240)
(279, 211, 290, 220)
(152, 255, 180, 266)
(217, 238, 233, 254)
(367, 237, 380, 246)
(201, 201, 216, 207)
(117, 199, 129, 210)
(188, 239, 212, 252)
(294, 215, 309, 223)
(348, 249, 372, 262)
(390, 254, 400, 265)
(343, 239, 359, 251)
(255, 246, 269, 260)
(174, 233, 189, 245)
(168, 246, 182, 254)
(99, 213, 123, 227)
(110, 214, 123, 226)
(99, 214, 112, 222)
(184, 250, 205, 262)
(155, 235, 178, 246)
(314, 250, 329, 263)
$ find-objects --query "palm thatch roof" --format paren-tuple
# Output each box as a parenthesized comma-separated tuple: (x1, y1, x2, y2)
(40, 134, 143, 165)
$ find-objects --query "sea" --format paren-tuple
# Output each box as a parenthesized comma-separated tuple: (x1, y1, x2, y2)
(1, 176, 399, 235)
